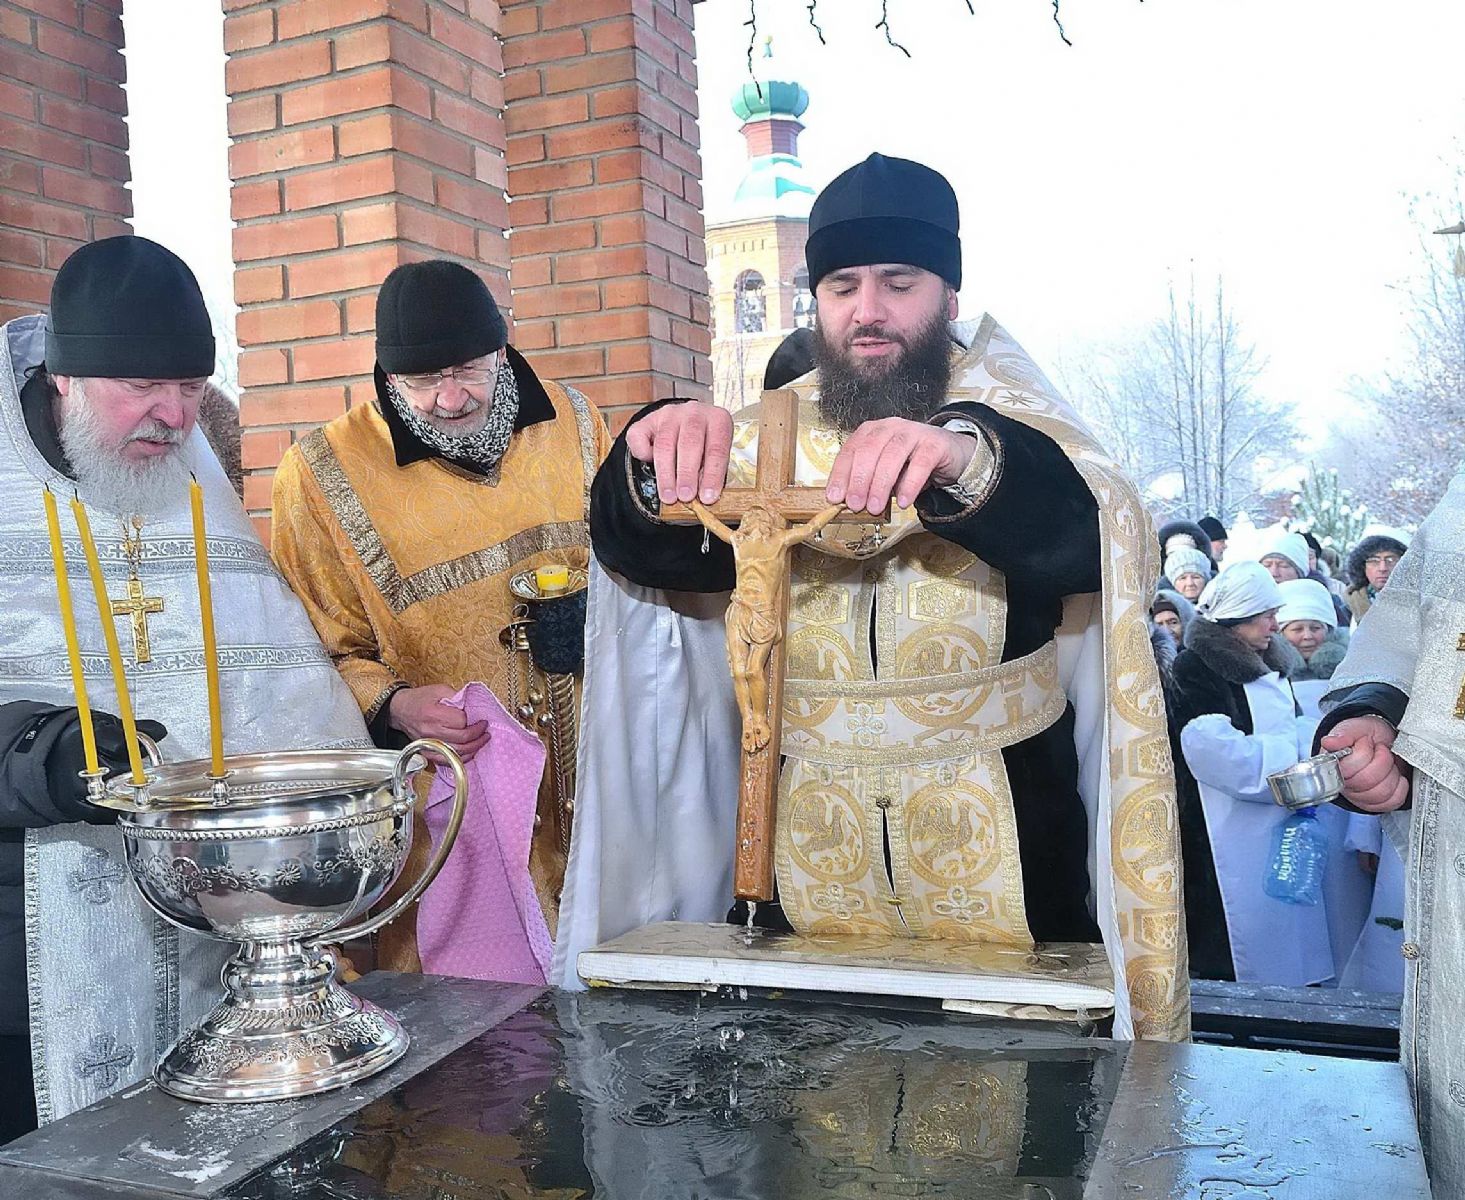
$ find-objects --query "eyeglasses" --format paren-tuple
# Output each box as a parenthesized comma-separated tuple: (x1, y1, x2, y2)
(1364, 555, 1400, 568)
(394, 358, 498, 395)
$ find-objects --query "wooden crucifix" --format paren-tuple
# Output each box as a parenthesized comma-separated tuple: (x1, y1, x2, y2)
(660, 389, 886, 901)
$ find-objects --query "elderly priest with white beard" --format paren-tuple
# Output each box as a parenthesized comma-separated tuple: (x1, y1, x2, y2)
(564, 154, 1188, 1041)
(0, 237, 366, 1139)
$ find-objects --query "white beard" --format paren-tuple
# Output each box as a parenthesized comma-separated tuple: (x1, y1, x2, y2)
(57, 378, 191, 516)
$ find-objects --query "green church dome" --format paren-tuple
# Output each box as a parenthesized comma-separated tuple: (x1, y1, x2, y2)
(731, 78, 809, 124)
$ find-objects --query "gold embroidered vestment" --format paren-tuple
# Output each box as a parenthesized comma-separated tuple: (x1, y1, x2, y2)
(730, 317, 1188, 1040)
(270, 384, 609, 935)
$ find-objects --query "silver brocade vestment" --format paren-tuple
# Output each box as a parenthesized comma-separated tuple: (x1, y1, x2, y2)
(1322, 471, 1465, 1194)
(0, 315, 369, 1122)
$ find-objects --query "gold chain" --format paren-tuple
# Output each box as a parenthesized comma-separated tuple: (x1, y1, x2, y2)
(119, 514, 146, 576)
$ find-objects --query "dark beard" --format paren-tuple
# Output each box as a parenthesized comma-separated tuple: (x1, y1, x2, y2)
(813, 310, 955, 432)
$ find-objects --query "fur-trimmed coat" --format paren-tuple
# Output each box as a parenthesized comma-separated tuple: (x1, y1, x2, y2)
(1168, 619, 1333, 985)
(1343, 534, 1409, 623)
(1168, 621, 1297, 980)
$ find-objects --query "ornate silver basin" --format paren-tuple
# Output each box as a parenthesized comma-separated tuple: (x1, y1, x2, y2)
(89, 739, 466, 1104)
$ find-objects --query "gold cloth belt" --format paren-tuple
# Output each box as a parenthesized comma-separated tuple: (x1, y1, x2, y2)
(774, 640, 1064, 946)
(781, 640, 1064, 767)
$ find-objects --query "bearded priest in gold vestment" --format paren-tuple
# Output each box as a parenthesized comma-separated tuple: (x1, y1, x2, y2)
(271, 262, 609, 962)
(565, 155, 1188, 1040)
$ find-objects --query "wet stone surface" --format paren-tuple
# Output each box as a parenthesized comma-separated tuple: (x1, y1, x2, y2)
(233, 989, 1125, 1199)
(0, 977, 1431, 1199)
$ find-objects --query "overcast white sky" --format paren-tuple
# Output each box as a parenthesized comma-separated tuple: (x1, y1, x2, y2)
(698, 0, 1465, 434)
(124, 0, 1465, 438)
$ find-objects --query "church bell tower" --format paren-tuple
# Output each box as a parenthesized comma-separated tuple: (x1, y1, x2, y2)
(707, 39, 817, 411)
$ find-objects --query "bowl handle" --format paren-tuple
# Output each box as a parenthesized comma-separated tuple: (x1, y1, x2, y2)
(306, 737, 469, 948)
(136, 731, 164, 767)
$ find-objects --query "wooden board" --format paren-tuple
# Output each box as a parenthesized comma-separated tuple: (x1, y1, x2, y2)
(577, 920, 1116, 1011)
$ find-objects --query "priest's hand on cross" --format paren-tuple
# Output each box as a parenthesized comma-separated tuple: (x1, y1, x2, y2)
(627, 400, 977, 514)
(824, 415, 977, 511)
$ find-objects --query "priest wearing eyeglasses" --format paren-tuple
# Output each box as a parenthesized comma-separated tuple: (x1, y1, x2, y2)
(270, 260, 611, 963)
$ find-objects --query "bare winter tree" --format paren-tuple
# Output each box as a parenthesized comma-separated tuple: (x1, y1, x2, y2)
(1078, 276, 1294, 521)
(1345, 188, 1465, 525)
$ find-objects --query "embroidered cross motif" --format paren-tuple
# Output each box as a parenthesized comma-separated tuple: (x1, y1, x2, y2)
(67, 847, 125, 905)
(111, 574, 164, 664)
(1455, 633, 1465, 719)
(74, 1033, 135, 1090)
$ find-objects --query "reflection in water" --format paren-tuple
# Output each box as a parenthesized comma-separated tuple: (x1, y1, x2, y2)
(235, 991, 1120, 1199)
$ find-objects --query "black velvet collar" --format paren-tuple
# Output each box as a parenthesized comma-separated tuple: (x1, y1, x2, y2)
(19, 368, 72, 476)
(374, 344, 555, 473)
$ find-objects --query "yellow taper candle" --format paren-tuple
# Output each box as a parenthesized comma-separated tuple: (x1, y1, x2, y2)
(43, 488, 98, 775)
(189, 476, 224, 776)
(71, 495, 147, 784)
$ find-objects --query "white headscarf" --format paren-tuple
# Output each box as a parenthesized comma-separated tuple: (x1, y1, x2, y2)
(1259, 530, 1309, 576)
(1276, 578, 1337, 628)
(1196, 560, 1285, 622)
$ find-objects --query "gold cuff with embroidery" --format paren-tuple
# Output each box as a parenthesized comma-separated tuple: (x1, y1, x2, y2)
(926, 415, 1002, 517)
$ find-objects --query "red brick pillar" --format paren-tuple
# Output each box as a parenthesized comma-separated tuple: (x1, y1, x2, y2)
(500, 0, 710, 431)
(0, 0, 130, 322)
(225, 0, 509, 537)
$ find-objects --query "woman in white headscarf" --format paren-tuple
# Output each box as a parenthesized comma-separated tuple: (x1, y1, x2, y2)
(1166, 561, 1334, 985)
(1275, 578, 1348, 691)
(1273, 578, 1372, 991)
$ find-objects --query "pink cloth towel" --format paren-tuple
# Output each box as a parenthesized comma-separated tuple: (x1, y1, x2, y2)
(416, 683, 553, 985)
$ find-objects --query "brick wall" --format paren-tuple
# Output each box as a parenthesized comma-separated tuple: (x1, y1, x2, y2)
(224, 0, 509, 536)
(500, 0, 710, 431)
(0, 0, 130, 322)
(0, 0, 718, 535)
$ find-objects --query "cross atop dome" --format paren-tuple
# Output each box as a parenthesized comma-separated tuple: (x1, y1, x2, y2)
(728, 36, 815, 218)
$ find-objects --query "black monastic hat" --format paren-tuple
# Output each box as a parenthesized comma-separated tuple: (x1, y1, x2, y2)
(375, 260, 507, 375)
(46, 236, 214, 380)
(804, 153, 962, 290)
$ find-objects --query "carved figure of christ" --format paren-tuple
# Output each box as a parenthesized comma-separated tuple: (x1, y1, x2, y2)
(691, 500, 844, 757)
(660, 389, 884, 900)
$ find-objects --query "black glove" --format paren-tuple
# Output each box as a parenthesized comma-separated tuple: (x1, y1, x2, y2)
(47, 710, 168, 820)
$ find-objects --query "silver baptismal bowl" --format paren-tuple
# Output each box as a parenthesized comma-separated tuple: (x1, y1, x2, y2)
(89, 740, 466, 1104)
(1267, 746, 1351, 810)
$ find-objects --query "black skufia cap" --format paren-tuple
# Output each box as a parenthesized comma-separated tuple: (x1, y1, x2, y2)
(46, 236, 214, 379)
(1198, 515, 1228, 542)
(804, 153, 961, 290)
(375, 260, 507, 375)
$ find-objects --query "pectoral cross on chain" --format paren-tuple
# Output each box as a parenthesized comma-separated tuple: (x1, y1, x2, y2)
(660, 389, 886, 901)
(112, 575, 163, 664)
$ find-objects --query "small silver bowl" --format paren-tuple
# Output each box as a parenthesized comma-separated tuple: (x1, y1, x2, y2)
(1267, 747, 1351, 810)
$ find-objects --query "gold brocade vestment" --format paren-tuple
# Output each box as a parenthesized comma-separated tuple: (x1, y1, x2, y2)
(270, 383, 609, 945)
(726, 400, 1054, 946)
(725, 316, 1188, 1040)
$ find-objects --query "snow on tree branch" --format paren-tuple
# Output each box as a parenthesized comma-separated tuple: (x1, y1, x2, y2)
(1073, 275, 1295, 522)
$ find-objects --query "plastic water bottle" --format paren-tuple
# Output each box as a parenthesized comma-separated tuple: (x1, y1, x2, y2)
(1264, 806, 1327, 905)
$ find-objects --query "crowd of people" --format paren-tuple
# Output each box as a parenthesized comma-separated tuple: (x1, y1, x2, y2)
(1148, 515, 1410, 991)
